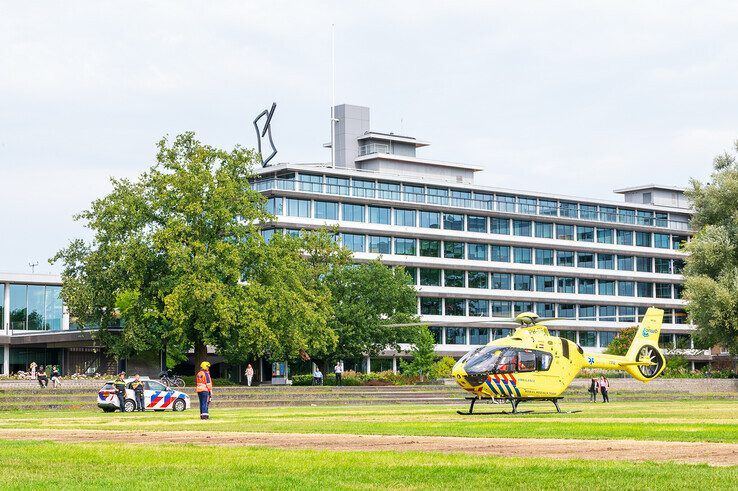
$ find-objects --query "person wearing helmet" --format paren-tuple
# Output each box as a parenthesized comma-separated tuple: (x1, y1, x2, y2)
(113, 372, 127, 412)
(195, 361, 213, 420)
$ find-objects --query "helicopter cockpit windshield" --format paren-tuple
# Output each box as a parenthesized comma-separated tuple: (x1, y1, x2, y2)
(463, 347, 548, 374)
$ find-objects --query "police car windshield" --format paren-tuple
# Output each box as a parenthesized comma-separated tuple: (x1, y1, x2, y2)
(464, 346, 513, 374)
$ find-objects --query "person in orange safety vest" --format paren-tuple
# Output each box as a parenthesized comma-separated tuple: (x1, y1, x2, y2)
(196, 361, 213, 420)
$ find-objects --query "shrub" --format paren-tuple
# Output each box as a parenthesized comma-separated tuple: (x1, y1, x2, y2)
(432, 356, 457, 378)
(179, 376, 239, 387)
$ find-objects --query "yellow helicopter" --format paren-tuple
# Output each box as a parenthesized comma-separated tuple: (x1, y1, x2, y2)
(449, 307, 666, 414)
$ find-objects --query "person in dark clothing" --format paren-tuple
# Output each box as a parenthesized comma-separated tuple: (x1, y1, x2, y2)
(599, 376, 610, 403)
(128, 374, 146, 411)
(588, 377, 598, 402)
(113, 372, 127, 412)
(37, 366, 49, 388)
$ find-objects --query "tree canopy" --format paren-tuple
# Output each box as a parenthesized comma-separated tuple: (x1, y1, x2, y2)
(683, 140, 738, 355)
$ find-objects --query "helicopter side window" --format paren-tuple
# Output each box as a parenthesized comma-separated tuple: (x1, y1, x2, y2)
(517, 350, 536, 372)
(494, 350, 517, 373)
(537, 352, 553, 371)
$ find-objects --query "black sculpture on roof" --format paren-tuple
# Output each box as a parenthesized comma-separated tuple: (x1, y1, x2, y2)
(253, 102, 277, 167)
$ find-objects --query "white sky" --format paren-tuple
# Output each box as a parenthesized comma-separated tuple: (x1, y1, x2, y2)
(1, 1, 737, 274)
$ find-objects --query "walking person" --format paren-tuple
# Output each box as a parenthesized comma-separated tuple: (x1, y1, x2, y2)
(244, 364, 254, 387)
(196, 362, 213, 420)
(334, 362, 343, 386)
(113, 372, 127, 411)
(599, 376, 610, 403)
(129, 374, 146, 411)
(37, 366, 49, 388)
(51, 366, 62, 388)
(588, 377, 597, 402)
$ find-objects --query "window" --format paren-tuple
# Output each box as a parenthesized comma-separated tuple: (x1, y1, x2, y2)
(619, 208, 635, 224)
(443, 213, 464, 231)
(445, 299, 466, 316)
(418, 211, 440, 229)
(298, 174, 323, 192)
(637, 282, 653, 297)
(654, 258, 671, 274)
(655, 212, 668, 227)
(492, 301, 511, 317)
(577, 226, 594, 242)
(536, 276, 555, 292)
(429, 327, 443, 343)
(579, 278, 595, 295)
(490, 218, 510, 234)
(637, 209, 653, 225)
(420, 297, 441, 315)
(286, 198, 310, 217)
(597, 228, 613, 244)
(557, 277, 575, 293)
(474, 192, 494, 210)
(654, 233, 670, 249)
(352, 179, 375, 198)
(403, 184, 424, 203)
(579, 331, 596, 347)
(265, 197, 283, 215)
(378, 181, 401, 200)
(577, 252, 594, 268)
(558, 304, 576, 318)
(513, 247, 532, 264)
(557, 250, 574, 267)
(536, 302, 555, 317)
(444, 241, 465, 259)
(599, 305, 616, 321)
(394, 238, 416, 255)
(369, 206, 390, 224)
(368, 236, 391, 254)
(617, 255, 634, 271)
(619, 306, 636, 322)
(600, 206, 617, 222)
(468, 243, 488, 261)
(497, 195, 516, 212)
(445, 327, 466, 343)
(636, 256, 652, 272)
(674, 284, 683, 299)
(598, 280, 615, 296)
(469, 299, 489, 317)
(535, 249, 554, 265)
(514, 275, 533, 291)
(636, 231, 652, 247)
(553, 330, 576, 341)
(580, 204, 598, 220)
(513, 220, 532, 237)
(539, 199, 558, 216)
(616, 229, 633, 246)
(404, 267, 417, 285)
(579, 305, 596, 321)
(518, 351, 536, 372)
(597, 253, 614, 270)
(519, 197, 537, 214)
(394, 209, 416, 227)
(655, 283, 672, 299)
(444, 270, 465, 288)
(428, 187, 449, 205)
(491, 245, 510, 262)
(308, 200, 335, 220)
(419, 268, 441, 286)
(556, 224, 574, 240)
(535, 222, 553, 238)
(491, 273, 511, 290)
(467, 215, 487, 233)
(600, 331, 617, 348)
(470, 328, 489, 345)
(673, 259, 684, 274)
(468, 271, 488, 289)
(342, 203, 365, 222)
(326, 177, 349, 195)
(514, 301, 534, 314)
(419, 240, 440, 257)
(341, 233, 365, 252)
(618, 281, 635, 297)
(560, 202, 578, 218)
(672, 236, 688, 250)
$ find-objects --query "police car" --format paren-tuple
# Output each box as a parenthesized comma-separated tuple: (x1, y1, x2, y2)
(97, 376, 190, 413)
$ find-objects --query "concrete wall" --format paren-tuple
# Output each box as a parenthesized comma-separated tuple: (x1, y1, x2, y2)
(333, 104, 370, 168)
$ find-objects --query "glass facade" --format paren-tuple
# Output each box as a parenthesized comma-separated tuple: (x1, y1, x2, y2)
(9, 284, 63, 331)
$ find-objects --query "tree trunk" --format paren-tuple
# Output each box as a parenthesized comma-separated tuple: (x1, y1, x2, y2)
(194, 339, 208, 375)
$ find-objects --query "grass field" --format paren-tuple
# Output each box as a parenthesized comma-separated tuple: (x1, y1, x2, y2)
(0, 401, 736, 490)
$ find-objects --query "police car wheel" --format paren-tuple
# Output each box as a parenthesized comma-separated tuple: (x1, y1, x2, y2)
(172, 398, 186, 412)
(123, 400, 136, 412)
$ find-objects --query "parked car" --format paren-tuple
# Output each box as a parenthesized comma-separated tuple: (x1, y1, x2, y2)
(97, 377, 190, 412)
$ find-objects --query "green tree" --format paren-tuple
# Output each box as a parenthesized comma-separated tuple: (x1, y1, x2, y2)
(604, 326, 637, 356)
(683, 140, 738, 355)
(52, 133, 342, 370)
(400, 327, 437, 380)
(325, 262, 418, 362)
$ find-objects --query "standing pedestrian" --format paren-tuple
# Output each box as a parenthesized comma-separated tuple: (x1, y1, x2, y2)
(113, 372, 127, 411)
(244, 364, 254, 387)
(37, 366, 49, 388)
(29, 362, 37, 379)
(129, 374, 145, 411)
(196, 362, 213, 420)
(588, 377, 597, 402)
(334, 362, 343, 386)
(51, 366, 62, 388)
(599, 376, 610, 403)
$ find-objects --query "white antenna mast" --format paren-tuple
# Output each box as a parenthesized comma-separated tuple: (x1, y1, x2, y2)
(331, 23, 336, 168)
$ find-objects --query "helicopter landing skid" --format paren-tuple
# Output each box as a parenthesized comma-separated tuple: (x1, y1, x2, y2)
(457, 396, 569, 415)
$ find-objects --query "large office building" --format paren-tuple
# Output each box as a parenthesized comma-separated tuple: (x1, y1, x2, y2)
(252, 103, 716, 372)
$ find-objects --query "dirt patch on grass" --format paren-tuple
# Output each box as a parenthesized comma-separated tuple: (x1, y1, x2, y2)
(1, 429, 736, 466)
